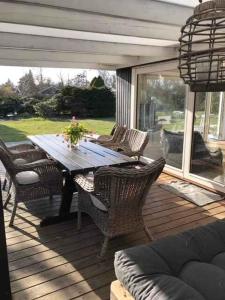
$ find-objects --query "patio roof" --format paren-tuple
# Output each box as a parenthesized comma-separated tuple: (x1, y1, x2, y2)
(0, 0, 196, 70)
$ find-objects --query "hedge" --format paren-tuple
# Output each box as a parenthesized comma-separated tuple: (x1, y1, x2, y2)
(0, 85, 116, 119)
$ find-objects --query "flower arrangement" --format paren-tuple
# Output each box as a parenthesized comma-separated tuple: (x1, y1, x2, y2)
(63, 117, 88, 148)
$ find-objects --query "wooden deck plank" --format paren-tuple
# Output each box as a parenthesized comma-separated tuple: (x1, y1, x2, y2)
(2, 170, 225, 299)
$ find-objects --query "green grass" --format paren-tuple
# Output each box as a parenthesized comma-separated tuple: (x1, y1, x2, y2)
(0, 117, 115, 142)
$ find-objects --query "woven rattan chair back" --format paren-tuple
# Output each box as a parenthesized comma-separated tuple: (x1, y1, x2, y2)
(0, 147, 17, 180)
(0, 147, 63, 226)
(0, 138, 10, 154)
(94, 157, 164, 212)
(122, 129, 149, 154)
(75, 157, 165, 256)
(110, 125, 127, 144)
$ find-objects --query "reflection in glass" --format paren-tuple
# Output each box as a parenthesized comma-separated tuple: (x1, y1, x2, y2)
(137, 73, 186, 169)
(191, 92, 225, 184)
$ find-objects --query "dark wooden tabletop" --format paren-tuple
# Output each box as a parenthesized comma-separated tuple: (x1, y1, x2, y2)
(28, 134, 136, 174)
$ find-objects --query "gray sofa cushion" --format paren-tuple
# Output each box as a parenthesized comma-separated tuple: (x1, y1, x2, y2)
(180, 261, 225, 300)
(114, 220, 225, 300)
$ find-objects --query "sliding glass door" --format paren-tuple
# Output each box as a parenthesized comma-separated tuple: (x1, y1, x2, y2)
(133, 61, 225, 192)
(190, 92, 225, 185)
(137, 72, 186, 170)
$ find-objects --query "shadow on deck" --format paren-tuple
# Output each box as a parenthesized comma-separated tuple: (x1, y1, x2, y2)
(2, 171, 225, 299)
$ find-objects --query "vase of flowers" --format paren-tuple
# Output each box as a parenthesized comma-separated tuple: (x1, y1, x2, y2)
(63, 117, 88, 150)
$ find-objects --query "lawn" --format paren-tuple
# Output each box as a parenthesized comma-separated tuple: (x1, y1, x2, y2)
(0, 117, 115, 142)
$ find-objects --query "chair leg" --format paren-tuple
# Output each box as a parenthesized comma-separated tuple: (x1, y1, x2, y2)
(77, 209, 82, 230)
(2, 178, 7, 190)
(100, 236, 110, 258)
(9, 201, 17, 227)
(7, 178, 12, 193)
(3, 193, 11, 209)
(144, 225, 154, 241)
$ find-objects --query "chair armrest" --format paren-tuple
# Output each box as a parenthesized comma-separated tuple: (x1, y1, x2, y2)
(74, 174, 94, 192)
(8, 143, 34, 151)
(12, 149, 47, 161)
(97, 135, 111, 139)
(13, 159, 57, 173)
(103, 142, 120, 149)
(121, 149, 141, 157)
(97, 135, 112, 142)
(90, 136, 113, 145)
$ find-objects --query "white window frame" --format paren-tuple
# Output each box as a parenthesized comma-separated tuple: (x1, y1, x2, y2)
(131, 60, 225, 193)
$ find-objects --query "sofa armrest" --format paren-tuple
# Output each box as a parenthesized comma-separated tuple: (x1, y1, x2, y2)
(110, 281, 134, 300)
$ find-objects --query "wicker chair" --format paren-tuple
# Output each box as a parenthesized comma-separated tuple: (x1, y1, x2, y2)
(0, 148, 63, 226)
(74, 157, 165, 257)
(91, 124, 117, 143)
(0, 139, 47, 192)
(92, 125, 126, 145)
(106, 129, 149, 159)
(0, 138, 35, 153)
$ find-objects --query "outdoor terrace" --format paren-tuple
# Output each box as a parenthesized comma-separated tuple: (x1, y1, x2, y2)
(2, 169, 225, 300)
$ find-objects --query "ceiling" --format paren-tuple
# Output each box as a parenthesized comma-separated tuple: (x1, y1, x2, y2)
(159, 0, 197, 7)
(0, 0, 196, 69)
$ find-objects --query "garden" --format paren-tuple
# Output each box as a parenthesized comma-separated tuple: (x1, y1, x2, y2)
(0, 117, 114, 142)
(0, 70, 116, 142)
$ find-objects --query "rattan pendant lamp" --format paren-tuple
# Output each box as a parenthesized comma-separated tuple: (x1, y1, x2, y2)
(179, 0, 225, 92)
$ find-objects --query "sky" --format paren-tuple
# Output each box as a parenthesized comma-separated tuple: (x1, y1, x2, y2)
(0, 66, 104, 85)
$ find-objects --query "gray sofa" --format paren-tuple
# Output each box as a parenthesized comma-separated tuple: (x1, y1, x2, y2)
(114, 220, 225, 300)
(161, 129, 223, 170)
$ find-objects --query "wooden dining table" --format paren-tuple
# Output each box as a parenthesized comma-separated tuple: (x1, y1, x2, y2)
(28, 134, 138, 226)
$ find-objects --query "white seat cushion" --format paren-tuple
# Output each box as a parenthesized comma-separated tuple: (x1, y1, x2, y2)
(90, 194, 107, 212)
(16, 171, 40, 185)
(13, 158, 27, 165)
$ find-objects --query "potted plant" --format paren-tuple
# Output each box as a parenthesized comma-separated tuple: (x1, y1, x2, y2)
(63, 117, 88, 149)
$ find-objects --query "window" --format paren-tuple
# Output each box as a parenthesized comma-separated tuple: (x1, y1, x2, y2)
(137, 73, 186, 169)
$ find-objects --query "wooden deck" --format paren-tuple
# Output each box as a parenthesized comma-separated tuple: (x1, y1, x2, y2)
(3, 172, 225, 300)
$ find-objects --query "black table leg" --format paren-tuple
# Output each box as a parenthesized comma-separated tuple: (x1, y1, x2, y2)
(60, 174, 77, 215)
(40, 174, 77, 227)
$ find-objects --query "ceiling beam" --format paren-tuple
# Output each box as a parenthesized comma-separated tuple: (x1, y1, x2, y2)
(0, 23, 177, 47)
(9, 0, 193, 25)
(0, 48, 141, 66)
(0, 46, 173, 69)
(0, 32, 177, 58)
(0, 58, 116, 70)
(0, 1, 181, 41)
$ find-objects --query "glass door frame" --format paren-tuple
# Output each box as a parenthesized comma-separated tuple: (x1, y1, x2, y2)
(131, 60, 225, 193)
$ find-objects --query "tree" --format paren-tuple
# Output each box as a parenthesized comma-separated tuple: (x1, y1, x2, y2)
(34, 98, 58, 118)
(71, 71, 89, 88)
(18, 70, 37, 97)
(0, 80, 17, 97)
(98, 70, 116, 89)
(57, 72, 65, 88)
(59, 85, 115, 118)
(90, 76, 105, 89)
(35, 68, 52, 92)
(144, 78, 186, 111)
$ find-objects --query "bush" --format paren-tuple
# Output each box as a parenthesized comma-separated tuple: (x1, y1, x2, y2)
(85, 87, 115, 117)
(18, 112, 33, 118)
(34, 98, 58, 118)
(0, 96, 23, 117)
(17, 97, 39, 115)
(60, 85, 115, 118)
(0, 80, 116, 119)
